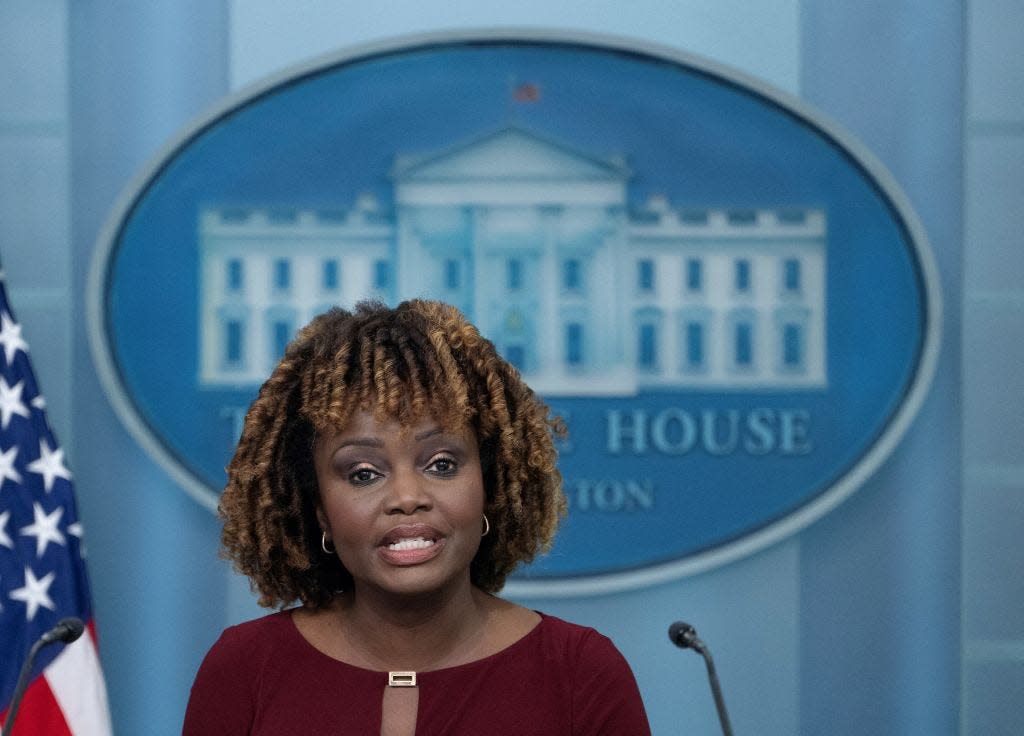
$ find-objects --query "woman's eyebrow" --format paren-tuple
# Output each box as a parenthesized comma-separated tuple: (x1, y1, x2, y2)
(413, 426, 446, 441)
(335, 436, 385, 449)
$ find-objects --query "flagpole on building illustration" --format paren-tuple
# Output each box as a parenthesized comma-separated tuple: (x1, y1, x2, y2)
(506, 74, 541, 123)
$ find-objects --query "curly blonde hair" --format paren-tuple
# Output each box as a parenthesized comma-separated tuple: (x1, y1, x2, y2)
(219, 299, 566, 608)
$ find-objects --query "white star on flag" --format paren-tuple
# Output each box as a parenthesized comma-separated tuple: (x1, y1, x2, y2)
(0, 309, 29, 365)
(26, 437, 72, 492)
(0, 443, 22, 487)
(0, 376, 30, 429)
(20, 501, 66, 557)
(68, 520, 87, 556)
(8, 566, 57, 621)
(0, 508, 13, 548)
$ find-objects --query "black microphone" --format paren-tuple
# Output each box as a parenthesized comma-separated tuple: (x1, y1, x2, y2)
(39, 617, 85, 646)
(668, 621, 733, 736)
(2, 618, 86, 736)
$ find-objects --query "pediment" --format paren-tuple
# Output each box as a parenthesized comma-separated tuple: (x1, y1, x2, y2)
(394, 127, 629, 182)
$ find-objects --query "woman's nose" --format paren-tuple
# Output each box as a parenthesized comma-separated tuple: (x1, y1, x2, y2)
(384, 468, 432, 514)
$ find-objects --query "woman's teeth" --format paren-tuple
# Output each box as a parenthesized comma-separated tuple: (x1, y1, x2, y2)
(387, 538, 435, 551)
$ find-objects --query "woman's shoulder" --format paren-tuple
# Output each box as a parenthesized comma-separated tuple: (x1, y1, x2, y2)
(479, 596, 609, 654)
(529, 612, 630, 666)
(209, 609, 298, 658)
(535, 612, 605, 644)
(223, 607, 293, 634)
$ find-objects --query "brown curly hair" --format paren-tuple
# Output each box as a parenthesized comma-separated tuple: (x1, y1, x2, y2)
(219, 299, 567, 608)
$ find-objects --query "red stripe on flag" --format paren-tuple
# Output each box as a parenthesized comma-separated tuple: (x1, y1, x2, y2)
(1, 676, 74, 736)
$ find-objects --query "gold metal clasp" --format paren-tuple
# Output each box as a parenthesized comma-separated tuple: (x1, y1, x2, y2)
(388, 671, 417, 687)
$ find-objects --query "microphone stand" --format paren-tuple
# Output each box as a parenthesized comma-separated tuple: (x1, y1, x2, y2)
(2, 619, 84, 736)
(669, 621, 733, 736)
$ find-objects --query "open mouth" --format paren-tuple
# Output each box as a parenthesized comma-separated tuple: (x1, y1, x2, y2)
(378, 524, 445, 565)
(386, 537, 436, 552)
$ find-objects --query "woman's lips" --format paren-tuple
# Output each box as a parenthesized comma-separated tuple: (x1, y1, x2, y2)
(378, 524, 445, 566)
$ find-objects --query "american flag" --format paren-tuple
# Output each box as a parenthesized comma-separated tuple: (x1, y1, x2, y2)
(0, 270, 111, 734)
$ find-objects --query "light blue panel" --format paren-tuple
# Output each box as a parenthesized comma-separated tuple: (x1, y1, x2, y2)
(0, 0, 67, 123)
(75, 437, 224, 736)
(228, 0, 800, 93)
(0, 135, 70, 289)
(67, 2, 230, 735)
(964, 135, 1024, 292)
(514, 540, 801, 735)
(963, 480, 1024, 639)
(963, 302, 1024, 465)
(963, 660, 1024, 736)
(967, 0, 1024, 121)
(800, 1, 962, 734)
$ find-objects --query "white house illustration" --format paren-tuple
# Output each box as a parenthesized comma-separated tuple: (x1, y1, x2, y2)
(198, 126, 826, 394)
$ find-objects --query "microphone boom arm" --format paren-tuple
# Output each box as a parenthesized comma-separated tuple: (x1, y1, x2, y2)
(668, 621, 734, 736)
(2, 618, 85, 736)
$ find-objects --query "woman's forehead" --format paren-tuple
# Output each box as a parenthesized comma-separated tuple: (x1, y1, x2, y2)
(317, 405, 474, 439)
(313, 409, 481, 458)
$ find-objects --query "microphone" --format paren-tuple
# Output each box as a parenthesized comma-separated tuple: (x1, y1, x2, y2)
(2, 618, 86, 736)
(668, 621, 733, 736)
(40, 617, 85, 645)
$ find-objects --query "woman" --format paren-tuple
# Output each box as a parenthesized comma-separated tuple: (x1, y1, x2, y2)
(183, 299, 651, 735)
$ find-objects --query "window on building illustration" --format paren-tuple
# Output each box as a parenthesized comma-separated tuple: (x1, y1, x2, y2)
(638, 259, 655, 292)
(638, 323, 658, 369)
(272, 320, 292, 361)
(268, 209, 297, 224)
(727, 209, 758, 225)
(374, 260, 390, 289)
(506, 344, 525, 370)
(273, 259, 291, 291)
(783, 258, 801, 293)
(322, 260, 339, 291)
(686, 259, 703, 292)
(735, 259, 751, 292)
(783, 323, 804, 368)
(507, 259, 523, 291)
(566, 323, 584, 366)
(226, 259, 244, 292)
(685, 321, 705, 368)
(735, 322, 754, 366)
(271, 320, 291, 360)
(445, 259, 460, 290)
(225, 320, 244, 365)
(563, 259, 582, 291)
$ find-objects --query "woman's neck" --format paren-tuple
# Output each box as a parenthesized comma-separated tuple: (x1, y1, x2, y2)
(330, 581, 494, 672)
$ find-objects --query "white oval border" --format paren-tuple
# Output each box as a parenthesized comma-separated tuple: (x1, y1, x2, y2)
(87, 28, 942, 598)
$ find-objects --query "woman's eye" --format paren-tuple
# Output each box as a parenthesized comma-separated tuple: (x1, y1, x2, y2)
(427, 456, 458, 475)
(348, 467, 380, 485)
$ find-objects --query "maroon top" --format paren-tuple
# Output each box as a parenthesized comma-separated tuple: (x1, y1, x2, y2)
(183, 610, 651, 735)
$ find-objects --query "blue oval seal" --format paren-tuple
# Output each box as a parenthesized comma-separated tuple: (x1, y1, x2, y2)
(88, 30, 941, 596)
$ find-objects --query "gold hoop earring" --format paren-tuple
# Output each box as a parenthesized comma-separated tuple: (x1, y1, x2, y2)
(481, 514, 490, 537)
(321, 530, 335, 554)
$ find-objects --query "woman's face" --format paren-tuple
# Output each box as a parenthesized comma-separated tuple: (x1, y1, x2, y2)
(314, 409, 486, 598)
